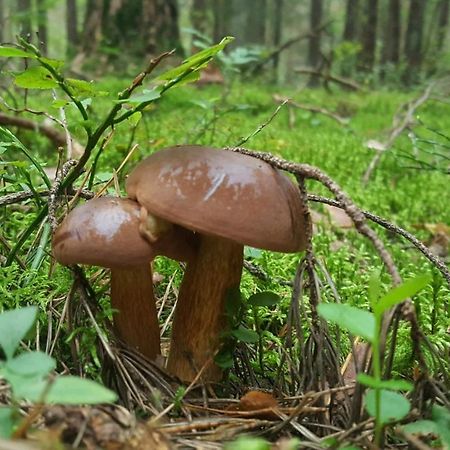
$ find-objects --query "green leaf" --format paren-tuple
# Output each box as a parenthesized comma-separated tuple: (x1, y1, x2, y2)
(66, 78, 107, 97)
(5, 351, 55, 378)
(44, 376, 117, 404)
(14, 66, 58, 89)
(403, 420, 439, 436)
(126, 112, 142, 127)
(231, 326, 259, 343)
(119, 88, 161, 104)
(368, 270, 382, 308)
(155, 36, 233, 83)
(0, 407, 15, 438)
(248, 291, 281, 307)
(214, 347, 234, 369)
(431, 405, 450, 448)
(317, 303, 376, 343)
(357, 373, 413, 391)
(0, 306, 37, 359)
(0, 46, 36, 58)
(39, 57, 64, 70)
(225, 286, 242, 319)
(365, 389, 410, 424)
(374, 275, 431, 315)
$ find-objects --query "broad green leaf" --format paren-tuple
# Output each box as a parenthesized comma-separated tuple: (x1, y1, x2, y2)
(14, 66, 58, 89)
(357, 373, 413, 391)
(51, 99, 69, 108)
(214, 348, 234, 369)
(119, 88, 161, 104)
(365, 389, 410, 424)
(368, 270, 382, 307)
(317, 303, 376, 343)
(44, 376, 117, 404)
(0, 407, 15, 438)
(5, 351, 55, 378)
(0, 306, 37, 359)
(403, 420, 439, 436)
(248, 292, 281, 307)
(231, 326, 259, 343)
(0, 46, 36, 58)
(374, 275, 431, 315)
(155, 36, 233, 82)
(431, 405, 450, 448)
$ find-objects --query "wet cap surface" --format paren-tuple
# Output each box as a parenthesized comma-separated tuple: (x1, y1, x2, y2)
(53, 197, 155, 268)
(126, 145, 306, 252)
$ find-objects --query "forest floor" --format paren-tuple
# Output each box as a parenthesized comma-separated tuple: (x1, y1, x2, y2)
(1, 77, 449, 449)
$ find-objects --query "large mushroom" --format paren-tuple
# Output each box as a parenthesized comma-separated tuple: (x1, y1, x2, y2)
(126, 145, 306, 381)
(52, 196, 197, 361)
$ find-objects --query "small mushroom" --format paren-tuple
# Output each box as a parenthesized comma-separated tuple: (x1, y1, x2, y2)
(52, 196, 196, 361)
(126, 145, 307, 381)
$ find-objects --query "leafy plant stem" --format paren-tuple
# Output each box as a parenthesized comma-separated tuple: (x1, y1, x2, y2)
(372, 313, 383, 447)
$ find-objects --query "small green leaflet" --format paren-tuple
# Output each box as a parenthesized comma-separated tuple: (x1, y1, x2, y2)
(14, 66, 58, 89)
(374, 274, 431, 315)
(317, 303, 376, 343)
(0, 46, 36, 58)
(155, 36, 234, 83)
(357, 373, 413, 391)
(231, 326, 259, 343)
(0, 306, 37, 360)
(247, 292, 281, 307)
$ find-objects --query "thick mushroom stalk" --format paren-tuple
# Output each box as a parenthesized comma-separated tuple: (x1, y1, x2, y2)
(126, 145, 307, 381)
(167, 236, 243, 381)
(53, 197, 197, 362)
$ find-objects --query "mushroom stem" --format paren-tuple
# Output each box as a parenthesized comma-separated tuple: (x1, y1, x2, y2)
(110, 264, 161, 360)
(167, 235, 243, 382)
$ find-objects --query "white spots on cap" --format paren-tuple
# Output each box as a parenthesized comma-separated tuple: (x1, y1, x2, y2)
(203, 173, 225, 201)
(88, 207, 131, 242)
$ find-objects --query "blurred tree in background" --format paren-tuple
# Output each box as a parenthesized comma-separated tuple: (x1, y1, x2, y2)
(0, 0, 448, 85)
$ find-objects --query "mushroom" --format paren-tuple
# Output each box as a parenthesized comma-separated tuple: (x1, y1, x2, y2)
(52, 196, 197, 361)
(126, 145, 306, 381)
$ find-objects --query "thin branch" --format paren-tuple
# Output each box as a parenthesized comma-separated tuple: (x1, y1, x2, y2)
(362, 82, 436, 184)
(307, 194, 450, 287)
(273, 95, 349, 126)
(294, 68, 362, 91)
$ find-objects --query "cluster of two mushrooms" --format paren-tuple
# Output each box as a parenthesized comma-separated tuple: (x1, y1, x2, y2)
(53, 145, 306, 382)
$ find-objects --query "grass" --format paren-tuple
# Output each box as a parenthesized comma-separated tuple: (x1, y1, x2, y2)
(1, 77, 449, 412)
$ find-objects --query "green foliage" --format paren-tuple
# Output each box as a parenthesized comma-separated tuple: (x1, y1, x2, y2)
(0, 306, 117, 438)
(318, 273, 431, 446)
(403, 405, 450, 449)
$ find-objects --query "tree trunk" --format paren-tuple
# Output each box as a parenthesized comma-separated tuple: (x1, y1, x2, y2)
(66, 0, 78, 56)
(403, 0, 426, 83)
(213, 0, 232, 43)
(0, 0, 4, 42)
(272, 0, 283, 70)
(80, 0, 104, 56)
(436, 0, 450, 51)
(308, 0, 323, 86)
(36, 0, 48, 54)
(359, 0, 378, 71)
(191, 0, 210, 36)
(381, 0, 400, 65)
(141, 0, 181, 55)
(17, 0, 32, 39)
(244, 0, 266, 45)
(343, 0, 359, 41)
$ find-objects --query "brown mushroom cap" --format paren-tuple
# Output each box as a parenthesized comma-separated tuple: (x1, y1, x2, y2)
(126, 145, 306, 252)
(53, 197, 197, 268)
